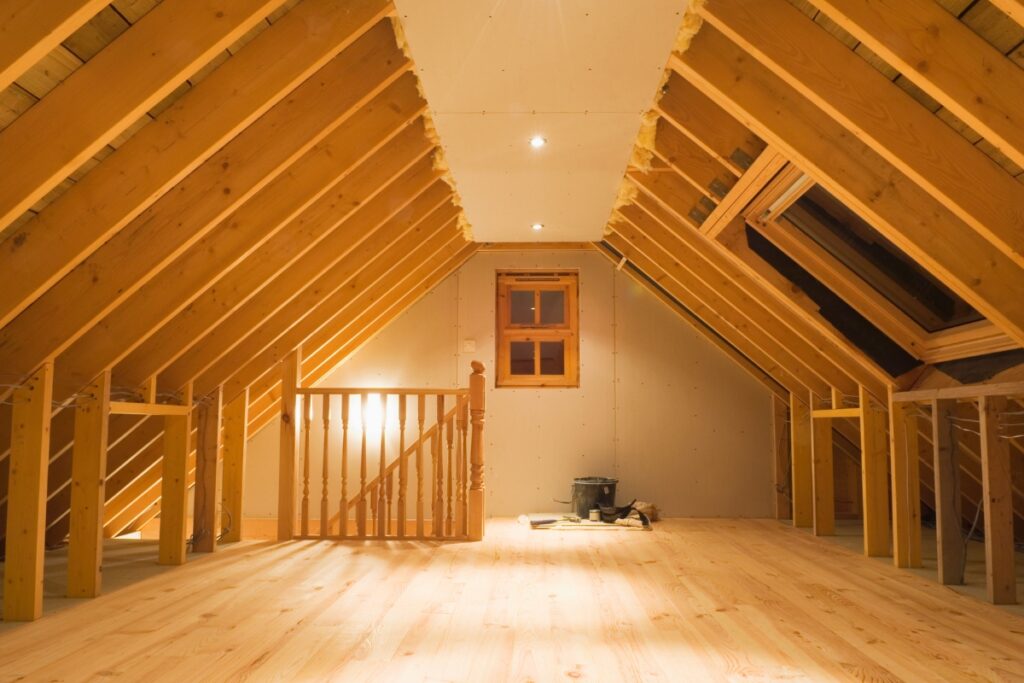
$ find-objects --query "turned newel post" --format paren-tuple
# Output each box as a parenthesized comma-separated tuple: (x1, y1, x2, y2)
(467, 361, 486, 541)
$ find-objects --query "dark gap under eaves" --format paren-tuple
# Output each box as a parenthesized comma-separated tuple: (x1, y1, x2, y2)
(933, 348, 1024, 384)
(745, 225, 921, 377)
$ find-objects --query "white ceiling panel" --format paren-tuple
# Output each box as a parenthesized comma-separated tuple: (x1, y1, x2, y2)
(394, 0, 684, 241)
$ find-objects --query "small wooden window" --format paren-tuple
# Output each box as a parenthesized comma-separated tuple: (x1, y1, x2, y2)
(496, 271, 579, 387)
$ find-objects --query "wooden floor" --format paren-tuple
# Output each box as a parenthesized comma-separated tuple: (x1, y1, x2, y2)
(2, 519, 1023, 682)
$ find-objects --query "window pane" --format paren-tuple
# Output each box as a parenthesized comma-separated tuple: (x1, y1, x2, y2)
(510, 290, 535, 324)
(539, 341, 564, 375)
(539, 290, 565, 325)
(510, 341, 535, 375)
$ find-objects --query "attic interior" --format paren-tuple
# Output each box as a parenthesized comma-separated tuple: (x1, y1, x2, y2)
(1, 0, 1023, 679)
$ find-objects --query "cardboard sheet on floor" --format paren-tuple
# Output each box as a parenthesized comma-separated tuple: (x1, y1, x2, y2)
(517, 513, 650, 530)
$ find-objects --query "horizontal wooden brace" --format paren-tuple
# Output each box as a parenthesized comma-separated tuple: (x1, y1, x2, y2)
(811, 408, 862, 419)
(109, 402, 191, 417)
(893, 381, 1024, 404)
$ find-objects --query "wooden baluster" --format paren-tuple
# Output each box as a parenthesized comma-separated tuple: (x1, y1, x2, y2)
(301, 394, 312, 538)
(434, 394, 445, 538)
(369, 483, 377, 531)
(397, 394, 408, 538)
(416, 394, 426, 537)
(377, 394, 387, 538)
(445, 407, 455, 536)
(339, 394, 350, 539)
(455, 395, 468, 537)
(468, 362, 486, 541)
(320, 394, 330, 538)
(386, 472, 394, 537)
(357, 394, 367, 538)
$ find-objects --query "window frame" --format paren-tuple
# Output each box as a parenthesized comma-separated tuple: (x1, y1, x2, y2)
(496, 270, 579, 388)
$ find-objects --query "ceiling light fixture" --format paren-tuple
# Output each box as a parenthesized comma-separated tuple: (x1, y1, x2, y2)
(529, 135, 547, 149)
(531, 223, 543, 231)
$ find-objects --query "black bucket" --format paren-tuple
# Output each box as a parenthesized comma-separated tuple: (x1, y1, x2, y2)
(570, 477, 618, 519)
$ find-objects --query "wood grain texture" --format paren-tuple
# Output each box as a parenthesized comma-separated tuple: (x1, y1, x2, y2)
(0, 519, 1022, 679)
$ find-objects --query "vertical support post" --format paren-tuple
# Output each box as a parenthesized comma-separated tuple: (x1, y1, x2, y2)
(277, 350, 300, 541)
(3, 362, 54, 621)
(377, 393, 387, 539)
(889, 388, 921, 568)
(445, 409, 455, 536)
(221, 388, 248, 544)
(455, 395, 467, 536)
(67, 369, 111, 598)
(859, 386, 890, 557)
(468, 361, 486, 541)
(320, 394, 330, 539)
(339, 394, 349, 538)
(434, 394, 444, 538)
(357, 393, 367, 538)
(416, 394, 425, 537)
(192, 386, 222, 553)
(771, 395, 791, 520)
(979, 395, 1016, 604)
(300, 394, 311, 538)
(159, 382, 193, 566)
(810, 395, 835, 536)
(931, 398, 963, 584)
(397, 394, 408, 538)
(790, 392, 813, 528)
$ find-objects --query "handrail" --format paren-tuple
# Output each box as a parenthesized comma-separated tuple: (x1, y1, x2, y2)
(296, 387, 469, 396)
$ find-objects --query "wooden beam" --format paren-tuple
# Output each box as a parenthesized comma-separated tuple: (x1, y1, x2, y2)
(655, 70, 765, 175)
(595, 243, 788, 400)
(0, 0, 284, 232)
(859, 385, 890, 557)
(979, 395, 1017, 604)
(921, 322, 1019, 365)
(617, 200, 853, 396)
(67, 370, 111, 598)
(652, 117, 738, 201)
(221, 389, 248, 544)
(990, 0, 1024, 27)
(889, 387, 922, 568)
(0, 27, 411, 386)
(931, 398, 965, 585)
(603, 231, 808, 398)
(158, 383, 192, 565)
(278, 350, 300, 541)
(476, 242, 596, 252)
(672, 26, 1024, 346)
(699, 0, 1024, 267)
(698, 148, 786, 239)
(772, 395, 792, 520)
(810, 396, 835, 536)
(893, 381, 1024, 403)
(109, 402, 191, 417)
(790, 393, 813, 528)
(811, 408, 862, 419)
(814, 0, 1024, 170)
(58, 80, 429, 390)
(2, 362, 53, 621)
(192, 386, 222, 553)
(0, 0, 393, 331)
(0, 0, 108, 91)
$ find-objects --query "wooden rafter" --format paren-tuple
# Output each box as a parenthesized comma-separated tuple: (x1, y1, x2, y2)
(0, 1, 393, 331)
(671, 26, 1024, 346)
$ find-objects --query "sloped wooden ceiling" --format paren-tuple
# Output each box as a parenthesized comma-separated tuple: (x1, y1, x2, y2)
(600, 0, 1024, 547)
(0, 0, 477, 543)
(0, 0, 1021, 558)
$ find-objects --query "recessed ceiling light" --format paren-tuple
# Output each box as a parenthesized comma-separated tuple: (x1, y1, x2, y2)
(529, 135, 547, 149)
(531, 223, 543, 231)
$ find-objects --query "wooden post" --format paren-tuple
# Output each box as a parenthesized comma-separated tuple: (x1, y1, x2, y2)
(159, 382, 193, 566)
(300, 394, 311, 537)
(811, 394, 835, 536)
(320, 394, 330, 539)
(889, 387, 922, 568)
(771, 395, 791, 520)
(377, 393, 387, 539)
(67, 369, 111, 598)
(931, 398, 964, 584)
(3, 362, 54, 621)
(445, 409, 455, 536)
(192, 386, 222, 553)
(434, 394, 445, 538)
(790, 393, 813, 528)
(221, 388, 248, 544)
(357, 393, 367, 538)
(455, 395, 467, 536)
(859, 386, 890, 557)
(416, 394, 425, 537)
(468, 362, 486, 541)
(397, 394, 408, 538)
(277, 350, 300, 541)
(979, 395, 1016, 604)
(339, 394, 349, 538)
